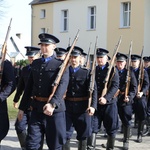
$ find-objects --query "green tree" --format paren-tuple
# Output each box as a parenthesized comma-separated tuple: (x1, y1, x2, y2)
(15, 59, 29, 68)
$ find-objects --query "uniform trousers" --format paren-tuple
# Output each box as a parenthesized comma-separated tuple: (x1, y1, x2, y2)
(0, 113, 9, 141)
(26, 109, 66, 150)
(92, 102, 119, 137)
(65, 111, 91, 141)
(15, 109, 31, 134)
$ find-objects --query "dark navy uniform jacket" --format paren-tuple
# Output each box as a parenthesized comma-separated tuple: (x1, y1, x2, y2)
(0, 60, 16, 113)
(117, 68, 137, 106)
(13, 65, 31, 103)
(65, 66, 97, 113)
(95, 62, 119, 104)
(19, 55, 69, 113)
(132, 68, 149, 96)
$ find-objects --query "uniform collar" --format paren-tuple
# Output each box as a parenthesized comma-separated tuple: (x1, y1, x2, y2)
(41, 55, 54, 63)
(133, 68, 139, 72)
(69, 65, 80, 73)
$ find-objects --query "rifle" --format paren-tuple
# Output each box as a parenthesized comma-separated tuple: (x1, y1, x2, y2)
(101, 36, 122, 97)
(88, 37, 98, 108)
(125, 41, 133, 97)
(47, 30, 80, 103)
(0, 18, 12, 84)
(85, 42, 92, 69)
(137, 46, 144, 92)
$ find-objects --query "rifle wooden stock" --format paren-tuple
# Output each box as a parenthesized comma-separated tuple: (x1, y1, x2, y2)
(125, 41, 132, 97)
(47, 30, 80, 103)
(137, 46, 144, 92)
(88, 37, 98, 108)
(0, 18, 12, 84)
(85, 42, 92, 69)
(101, 36, 122, 97)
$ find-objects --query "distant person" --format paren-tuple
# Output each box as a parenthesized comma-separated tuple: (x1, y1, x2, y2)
(54, 47, 68, 60)
(80, 51, 87, 67)
(14, 63, 21, 86)
(131, 54, 149, 143)
(0, 59, 16, 146)
(13, 46, 40, 150)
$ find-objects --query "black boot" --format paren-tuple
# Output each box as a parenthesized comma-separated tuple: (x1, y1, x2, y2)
(120, 124, 124, 133)
(87, 133, 96, 150)
(137, 121, 144, 143)
(106, 136, 115, 150)
(123, 127, 130, 150)
(38, 136, 44, 150)
(17, 132, 26, 150)
(78, 139, 87, 150)
(134, 115, 138, 128)
(62, 140, 70, 150)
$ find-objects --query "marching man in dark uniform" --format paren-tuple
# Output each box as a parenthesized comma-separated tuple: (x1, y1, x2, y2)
(87, 48, 119, 150)
(143, 56, 150, 129)
(0, 59, 16, 146)
(115, 53, 137, 150)
(80, 51, 87, 67)
(13, 46, 40, 150)
(131, 54, 149, 143)
(63, 46, 97, 150)
(54, 47, 68, 60)
(18, 33, 69, 150)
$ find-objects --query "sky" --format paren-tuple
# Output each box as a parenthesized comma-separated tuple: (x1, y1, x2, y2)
(0, 0, 31, 55)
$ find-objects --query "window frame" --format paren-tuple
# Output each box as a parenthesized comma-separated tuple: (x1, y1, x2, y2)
(87, 6, 96, 30)
(61, 9, 69, 32)
(120, 2, 131, 28)
(40, 9, 46, 19)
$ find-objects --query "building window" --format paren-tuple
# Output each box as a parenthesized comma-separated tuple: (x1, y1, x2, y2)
(40, 9, 46, 19)
(88, 6, 96, 30)
(120, 2, 131, 27)
(61, 10, 68, 32)
(40, 28, 46, 33)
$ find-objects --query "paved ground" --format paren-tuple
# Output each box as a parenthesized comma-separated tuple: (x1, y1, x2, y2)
(1, 120, 150, 150)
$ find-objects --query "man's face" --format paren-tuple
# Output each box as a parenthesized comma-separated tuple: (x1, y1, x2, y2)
(70, 55, 81, 67)
(116, 60, 126, 70)
(56, 54, 66, 60)
(40, 43, 56, 57)
(80, 56, 86, 66)
(96, 55, 108, 66)
(131, 60, 140, 69)
(144, 61, 150, 68)
(28, 53, 40, 64)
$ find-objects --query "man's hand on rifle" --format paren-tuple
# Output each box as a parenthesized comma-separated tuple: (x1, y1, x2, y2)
(87, 107, 95, 116)
(99, 97, 107, 105)
(13, 102, 18, 109)
(136, 92, 143, 98)
(43, 103, 55, 116)
(124, 96, 129, 102)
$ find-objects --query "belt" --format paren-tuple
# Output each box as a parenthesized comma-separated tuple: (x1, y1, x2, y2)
(65, 97, 88, 102)
(34, 96, 49, 102)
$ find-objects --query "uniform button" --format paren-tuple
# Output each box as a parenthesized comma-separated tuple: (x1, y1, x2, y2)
(39, 93, 41, 95)
(39, 86, 41, 88)
(41, 67, 44, 69)
(40, 73, 42, 75)
(39, 79, 41, 81)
